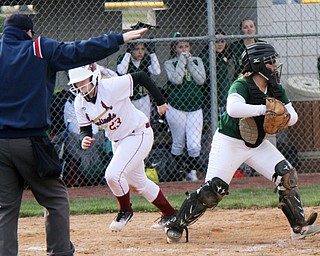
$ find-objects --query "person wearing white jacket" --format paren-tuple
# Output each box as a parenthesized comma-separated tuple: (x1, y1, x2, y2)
(116, 42, 161, 120)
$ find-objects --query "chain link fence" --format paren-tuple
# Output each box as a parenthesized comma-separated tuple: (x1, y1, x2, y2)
(1, 0, 320, 186)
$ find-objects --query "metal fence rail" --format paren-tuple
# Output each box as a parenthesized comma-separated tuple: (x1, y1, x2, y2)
(1, 0, 320, 186)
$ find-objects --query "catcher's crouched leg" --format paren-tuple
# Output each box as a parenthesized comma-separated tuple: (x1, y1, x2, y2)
(273, 160, 318, 234)
(165, 177, 229, 243)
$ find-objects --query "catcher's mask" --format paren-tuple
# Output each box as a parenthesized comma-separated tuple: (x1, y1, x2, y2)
(240, 42, 282, 85)
(68, 65, 101, 102)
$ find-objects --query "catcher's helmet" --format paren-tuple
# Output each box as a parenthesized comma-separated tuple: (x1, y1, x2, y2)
(68, 64, 101, 102)
(240, 42, 282, 85)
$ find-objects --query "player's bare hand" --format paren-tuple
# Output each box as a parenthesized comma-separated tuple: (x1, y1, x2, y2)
(123, 28, 148, 43)
(157, 103, 169, 116)
(81, 136, 95, 150)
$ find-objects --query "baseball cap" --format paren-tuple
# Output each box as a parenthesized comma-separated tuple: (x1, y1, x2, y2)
(130, 21, 159, 30)
(173, 31, 181, 38)
(4, 14, 34, 35)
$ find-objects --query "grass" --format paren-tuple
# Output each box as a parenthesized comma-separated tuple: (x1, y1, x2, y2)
(20, 184, 320, 218)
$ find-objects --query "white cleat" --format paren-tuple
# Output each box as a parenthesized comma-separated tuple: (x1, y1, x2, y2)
(291, 224, 320, 240)
(109, 210, 133, 232)
(186, 170, 198, 182)
(151, 210, 178, 230)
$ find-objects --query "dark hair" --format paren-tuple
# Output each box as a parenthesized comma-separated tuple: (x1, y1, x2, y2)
(4, 14, 34, 34)
(239, 18, 256, 31)
(169, 31, 190, 57)
(215, 29, 226, 35)
(215, 29, 228, 56)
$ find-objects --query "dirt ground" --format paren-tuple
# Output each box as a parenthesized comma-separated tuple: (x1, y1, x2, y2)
(19, 174, 320, 256)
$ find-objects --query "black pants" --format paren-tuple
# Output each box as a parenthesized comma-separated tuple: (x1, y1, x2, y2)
(0, 138, 74, 256)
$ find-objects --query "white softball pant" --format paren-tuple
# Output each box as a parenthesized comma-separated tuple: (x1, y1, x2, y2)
(166, 105, 203, 157)
(205, 129, 285, 185)
(105, 124, 160, 202)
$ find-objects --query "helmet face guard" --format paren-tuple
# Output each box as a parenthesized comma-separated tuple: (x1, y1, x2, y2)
(68, 65, 101, 102)
(263, 54, 283, 84)
(70, 79, 97, 101)
(240, 42, 282, 85)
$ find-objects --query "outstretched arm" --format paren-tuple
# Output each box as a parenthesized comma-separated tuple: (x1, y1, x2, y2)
(123, 28, 148, 43)
(130, 71, 168, 115)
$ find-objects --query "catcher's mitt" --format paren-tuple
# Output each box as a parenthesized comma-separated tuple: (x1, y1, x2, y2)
(263, 97, 290, 134)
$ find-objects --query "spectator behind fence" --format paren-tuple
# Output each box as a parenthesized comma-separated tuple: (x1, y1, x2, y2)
(68, 65, 177, 232)
(0, 13, 147, 256)
(200, 29, 234, 120)
(51, 66, 109, 185)
(116, 40, 160, 120)
(229, 18, 264, 81)
(164, 32, 206, 182)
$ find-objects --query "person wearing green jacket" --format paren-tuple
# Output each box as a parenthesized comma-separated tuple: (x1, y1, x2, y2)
(164, 32, 206, 182)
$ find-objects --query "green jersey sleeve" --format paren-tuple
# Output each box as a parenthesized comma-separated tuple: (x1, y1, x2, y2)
(228, 78, 249, 100)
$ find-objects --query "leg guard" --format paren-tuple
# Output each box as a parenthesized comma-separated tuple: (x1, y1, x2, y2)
(166, 177, 229, 243)
(273, 160, 313, 233)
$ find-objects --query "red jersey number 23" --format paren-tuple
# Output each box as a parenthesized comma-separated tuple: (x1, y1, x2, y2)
(109, 117, 121, 130)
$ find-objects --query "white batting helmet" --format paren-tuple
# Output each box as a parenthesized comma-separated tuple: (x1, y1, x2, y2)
(68, 64, 101, 100)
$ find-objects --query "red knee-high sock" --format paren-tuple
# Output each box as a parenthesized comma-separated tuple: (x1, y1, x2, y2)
(152, 190, 175, 216)
(116, 192, 132, 211)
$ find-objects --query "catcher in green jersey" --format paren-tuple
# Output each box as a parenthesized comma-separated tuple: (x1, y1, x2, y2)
(165, 42, 320, 243)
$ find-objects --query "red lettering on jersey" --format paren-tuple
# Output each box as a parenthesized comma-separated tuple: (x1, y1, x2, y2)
(101, 101, 112, 111)
(95, 113, 117, 126)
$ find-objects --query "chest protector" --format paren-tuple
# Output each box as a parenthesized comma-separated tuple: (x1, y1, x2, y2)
(243, 76, 282, 148)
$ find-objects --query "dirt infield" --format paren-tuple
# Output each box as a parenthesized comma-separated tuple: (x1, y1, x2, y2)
(19, 208, 320, 256)
(19, 174, 320, 256)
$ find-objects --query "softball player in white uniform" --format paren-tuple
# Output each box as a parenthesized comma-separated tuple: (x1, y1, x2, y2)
(68, 65, 176, 232)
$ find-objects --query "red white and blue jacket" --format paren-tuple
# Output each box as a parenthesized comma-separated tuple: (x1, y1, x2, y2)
(0, 26, 124, 138)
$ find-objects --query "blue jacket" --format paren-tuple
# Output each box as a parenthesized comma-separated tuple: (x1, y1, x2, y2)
(0, 26, 124, 138)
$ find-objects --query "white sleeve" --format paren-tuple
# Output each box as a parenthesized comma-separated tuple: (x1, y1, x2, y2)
(285, 102, 298, 126)
(187, 57, 206, 85)
(63, 101, 73, 126)
(116, 53, 131, 75)
(74, 96, 91, 127)
(97, 64, 118, 77)
(147, 53, 161, 75)
(106, 75, 133, 101)
(226, 93, 266, 118)
(63, 101, 80, 134)
(164, 56, 187, 85)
